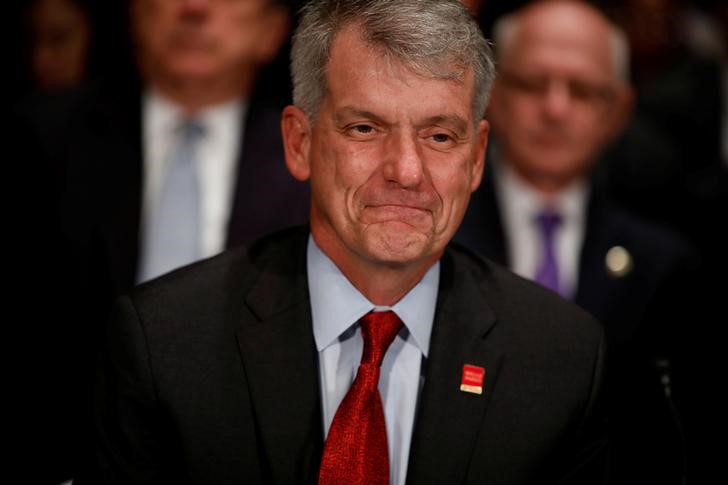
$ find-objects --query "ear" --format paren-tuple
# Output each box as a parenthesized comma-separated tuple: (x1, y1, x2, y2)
(604, 84, 635, 143)
(254, 5, 291, 64)
(281, 105, 312, 181)
(470, 119, 489, 192)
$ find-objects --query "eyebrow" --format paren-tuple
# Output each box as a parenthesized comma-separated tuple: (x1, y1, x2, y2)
(335, 107, 470, 135)
(334, 107, 390, 126)
(420, 114, 469, 136)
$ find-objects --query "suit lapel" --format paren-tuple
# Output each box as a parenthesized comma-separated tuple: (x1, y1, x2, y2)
(234, 230, 323, 484)
(575, 193, 621, 319)
(477, 169, 509, 265)
(407, 249, 504, 483)
(456, 161, 509, 266)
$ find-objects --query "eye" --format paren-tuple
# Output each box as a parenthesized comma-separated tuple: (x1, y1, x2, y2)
(501, 71, 547, 96)
(422, 129, 458, 150)
(348, 124, 375, 136)
(431, 133, 452, 143)
(569, 82, 615, 105)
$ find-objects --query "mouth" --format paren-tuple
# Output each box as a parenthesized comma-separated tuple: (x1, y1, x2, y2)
(169, 31, 214, 53)
(531, 131, 571, 149)
(362, 204, 433, 225)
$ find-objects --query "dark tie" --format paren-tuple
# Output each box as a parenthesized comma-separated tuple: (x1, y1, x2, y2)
(534, 208, 563, 296)
(138, 120, 203, 283)
(318, 311, 403, 485)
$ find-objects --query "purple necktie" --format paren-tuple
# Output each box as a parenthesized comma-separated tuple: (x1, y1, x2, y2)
(534, 209, 563, 296)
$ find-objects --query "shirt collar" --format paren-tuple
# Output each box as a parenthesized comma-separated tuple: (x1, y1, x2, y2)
(495, 154, 590, 226)
(144, 88, 246, 138)
(307, 235, 438, 357)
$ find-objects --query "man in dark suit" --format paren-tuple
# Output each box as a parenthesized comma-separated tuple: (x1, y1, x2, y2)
(12, 1, 308, 483)
(87, 1, 608, 483)
(455, 2, 694, 483)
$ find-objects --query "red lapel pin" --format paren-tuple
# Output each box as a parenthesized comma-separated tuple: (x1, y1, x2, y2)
(460, 364, 485, 395)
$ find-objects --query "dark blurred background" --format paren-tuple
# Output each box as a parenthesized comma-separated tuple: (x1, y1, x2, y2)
(7, 1, 726, 484)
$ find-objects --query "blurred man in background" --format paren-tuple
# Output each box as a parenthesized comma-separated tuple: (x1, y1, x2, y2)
(456, 1, 695, 483)
(14, 1, 308, 482)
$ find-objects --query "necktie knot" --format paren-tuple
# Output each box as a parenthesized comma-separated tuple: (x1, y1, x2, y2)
(535, 209, 562, 238)
(177, 119, 204, 154)
(360, 311, 403, 367)
(179, 118, 204, 136)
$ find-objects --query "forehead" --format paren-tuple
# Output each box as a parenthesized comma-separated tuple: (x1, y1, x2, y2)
(323, 26, 475, 120)
(504, 5, 615, 80)
(135, 0, 269, 16)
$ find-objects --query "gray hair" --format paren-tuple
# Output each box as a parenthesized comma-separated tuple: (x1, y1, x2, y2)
(291, 0, 496, 123)
(492, 2, 631, 83)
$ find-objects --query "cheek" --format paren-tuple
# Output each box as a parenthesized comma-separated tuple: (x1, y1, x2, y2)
(223, 23, 258, 54)
(428, 157, 474, 217)
(571, 118, 612, 151)
(309, 138, 361, 207)
(502, 97, 538, 129)
(330, 141, 381, 192)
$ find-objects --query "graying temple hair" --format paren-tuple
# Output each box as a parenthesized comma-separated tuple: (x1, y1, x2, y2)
(291, 0, 496, 123)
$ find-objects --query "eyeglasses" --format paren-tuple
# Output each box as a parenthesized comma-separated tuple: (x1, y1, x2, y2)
(498, 70, 617, 106)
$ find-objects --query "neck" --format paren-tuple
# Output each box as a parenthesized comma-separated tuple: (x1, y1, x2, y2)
(145, 69, 255, 115)
(312, 227, 439, 307)
(509, 163, 582, 198)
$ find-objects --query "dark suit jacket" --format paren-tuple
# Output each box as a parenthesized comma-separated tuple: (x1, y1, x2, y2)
(12, 81, 310, 483)
(47, 81, 310, 298)
(87, 227, 608, 484)
(455, 165, 695, 484)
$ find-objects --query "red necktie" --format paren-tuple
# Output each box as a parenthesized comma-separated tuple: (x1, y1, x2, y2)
(318, 311, 403, 485)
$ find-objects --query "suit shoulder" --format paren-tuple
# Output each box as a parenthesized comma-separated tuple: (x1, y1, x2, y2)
(444, 242, 603, 342)
(129, 227, 308, 314)
(599, 203, 696, 268)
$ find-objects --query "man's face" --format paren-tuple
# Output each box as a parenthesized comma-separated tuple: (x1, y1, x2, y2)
(131, 0, 284, 85)
(285, 26, 488, 273)
(488, 4, 630, 189)
(30, 0, 91, 90)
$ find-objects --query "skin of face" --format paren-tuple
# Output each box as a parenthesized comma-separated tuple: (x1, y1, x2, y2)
(131, 0, 287, 102)
(488, 1, 633, 194)
(282, 26, 489, 303)
(31, 0, 91, 90)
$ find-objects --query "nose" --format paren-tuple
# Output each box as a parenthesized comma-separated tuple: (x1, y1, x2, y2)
(180, 0, 211, 15)
(541, 80, 571, 120)
(382, 131, 425, 189)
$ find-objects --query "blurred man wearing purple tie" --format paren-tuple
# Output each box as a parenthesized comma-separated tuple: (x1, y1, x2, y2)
(456, 2, 696, 483)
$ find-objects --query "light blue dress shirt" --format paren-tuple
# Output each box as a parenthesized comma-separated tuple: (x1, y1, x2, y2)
(307, 235, 439, 485)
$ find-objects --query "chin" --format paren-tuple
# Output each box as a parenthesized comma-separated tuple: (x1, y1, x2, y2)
(166, 58, 221, 80)
(362, 224, 435, 266)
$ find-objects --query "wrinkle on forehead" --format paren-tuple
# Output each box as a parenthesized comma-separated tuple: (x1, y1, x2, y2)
(331, 23, 467, 88)
(324, 25, 475, 126)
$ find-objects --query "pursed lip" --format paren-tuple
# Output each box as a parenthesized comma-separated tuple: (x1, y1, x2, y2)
(363, 204, 433, 222)
(530, 130, 572, 148)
